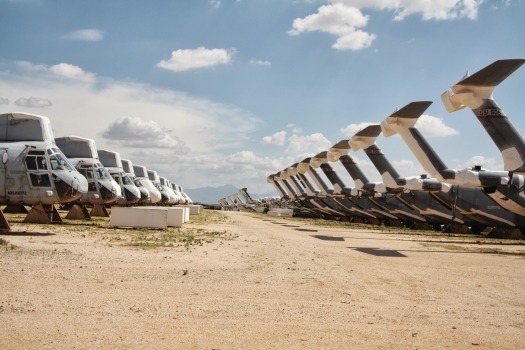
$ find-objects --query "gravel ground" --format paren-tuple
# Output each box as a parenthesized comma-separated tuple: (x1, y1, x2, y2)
(0, 210, 524, 349)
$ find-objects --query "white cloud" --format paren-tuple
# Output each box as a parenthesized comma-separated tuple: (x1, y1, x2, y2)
(49, 63, 96, 83)
(157, 47, 234, 72)
(0, 97, 9, 105)
(262, 130, 287, 146)
(210, 0, 221, 8)
(332, 0, 483, 20)
(100, 116, 187, 151)
(461, 155, 503, 171)
(63, 29, 104, 41)
(287, 123, 303, 134)
(14, 96, 52, 108)
(13, 60, 96, 84)
(415, 114, 459, 137)
(289, 3, 376, 50)
(290, 0, 483, 51)
(249, 59, 271, 66)
(286, 133, 333, 157)
(340, 121, 374, 137)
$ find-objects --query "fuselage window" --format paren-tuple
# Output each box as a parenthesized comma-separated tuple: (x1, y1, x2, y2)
(29, 173, 51, 187)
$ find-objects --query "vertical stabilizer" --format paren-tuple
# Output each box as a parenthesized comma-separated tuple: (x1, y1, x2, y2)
(380, 101, 453, 181)
(441, 59, 525, 173)
(349, 125, 402, 188)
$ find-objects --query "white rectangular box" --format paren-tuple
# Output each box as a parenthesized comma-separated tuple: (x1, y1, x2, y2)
(142, 206, 185, 227)
(178, 205, 202, 215)
(110, 207, 167, 229)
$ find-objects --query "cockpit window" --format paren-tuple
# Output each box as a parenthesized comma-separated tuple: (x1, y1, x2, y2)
(121, 173, 132, 185)
(47, 149, 75, 171)
(94, 164, 112, 180)
(25, 155, 47, 170)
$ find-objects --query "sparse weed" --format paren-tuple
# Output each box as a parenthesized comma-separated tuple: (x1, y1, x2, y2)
(0, 237, 8, 246)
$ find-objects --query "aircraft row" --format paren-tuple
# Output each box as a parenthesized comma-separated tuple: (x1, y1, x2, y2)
(266, 59, 525, 238)
(218, 188, 269, 213)
(0, 112, 192, 231)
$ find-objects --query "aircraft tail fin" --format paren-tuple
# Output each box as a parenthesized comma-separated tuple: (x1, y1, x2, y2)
(441, 59, 525, 112)
(381, 101, 432, 137)
(349, 125, 381, 151)
(441, 59, 525, 173)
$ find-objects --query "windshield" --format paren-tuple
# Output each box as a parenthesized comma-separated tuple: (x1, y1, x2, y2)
(121, 172, 133, 185)
(48, 150, 75, 171)
(94, 163, 112, 180)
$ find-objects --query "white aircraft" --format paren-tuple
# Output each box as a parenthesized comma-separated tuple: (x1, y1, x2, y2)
(0, 112, 88, 230)
(55, 136, 121, 217)
(147, 170, 171, 204)
(159, 176, 181, 204)
(121, 159, 150, 204)
(132, 164, 162, 204)
(98, 150, 141, 206)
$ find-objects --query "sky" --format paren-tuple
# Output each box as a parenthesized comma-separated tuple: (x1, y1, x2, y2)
(1, 0, 525, 196)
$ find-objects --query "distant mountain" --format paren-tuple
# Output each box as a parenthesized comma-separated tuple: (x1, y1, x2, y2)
(184, 184, 277, 204)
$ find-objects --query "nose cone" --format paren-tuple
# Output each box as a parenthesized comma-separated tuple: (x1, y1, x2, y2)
(53, 171, 88, 203)
(124, 185, 141, 204)
(148, 188, 162, 203)
(138, 187, 150, 203)
(98, 180, 121, 203)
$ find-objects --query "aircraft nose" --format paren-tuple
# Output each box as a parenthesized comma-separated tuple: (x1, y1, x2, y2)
(124, 185, 141, 204)
(53, 172, 88, 203)
(98, 181, 120, 202)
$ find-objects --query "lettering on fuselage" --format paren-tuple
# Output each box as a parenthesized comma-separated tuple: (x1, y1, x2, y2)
(487, 205, 501, 210)
(8, 170, 26, 175)
(478, 109, 504, 118)
(7, 190, 27, 195)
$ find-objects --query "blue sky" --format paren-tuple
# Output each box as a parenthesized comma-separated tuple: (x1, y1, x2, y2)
(1, 0, 524, 195)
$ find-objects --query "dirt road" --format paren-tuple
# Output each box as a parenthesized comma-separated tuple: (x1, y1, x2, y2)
(1, 210, 524, 349)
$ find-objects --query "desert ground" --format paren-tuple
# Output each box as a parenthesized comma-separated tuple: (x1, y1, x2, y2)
(0, 209, 524, 349)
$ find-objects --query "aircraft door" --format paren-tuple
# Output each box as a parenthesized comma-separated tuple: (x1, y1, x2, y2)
(0, 148, 7, 200)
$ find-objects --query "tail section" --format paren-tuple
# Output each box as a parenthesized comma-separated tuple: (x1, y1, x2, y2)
(327, 140, 351, 162)
(338, 155, 369, 190)
(380, 101, 453, 180)
(441, 59, 525, 173)
(311, 151, 347, 194)
(297, 157, 332, 195)
(267, 174, 288, 199)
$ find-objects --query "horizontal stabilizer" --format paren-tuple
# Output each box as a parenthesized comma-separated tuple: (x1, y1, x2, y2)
(353, 125, 381, 137)
(457, 59, 525, 87)
(386, 101, 433, 120)
(311, 151, 328, 168)
(330, 139, 351, 150)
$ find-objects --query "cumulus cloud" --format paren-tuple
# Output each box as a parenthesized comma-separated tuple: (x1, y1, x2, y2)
(100, 116, 187, 151)
(290, 0, 483, 50)
(0, 97, 9, 105)
(332, 0, 483, 20)
(14, 96, 52, 108)
(63, 29, 104, 41)
(262, 130, 287, 146)
(157, 47, 234, 72)
(289, 3, 376, 50)
(415, 114, 459, 137)
(340, 121, 374, 137)
(287, 123, 303, 134)
(286, 133, 333, 157)
(462, 155, 503, 171)
(249, 59, 271, 66)
(49, 63, 96, 83)
(14, 60, 96, 84)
